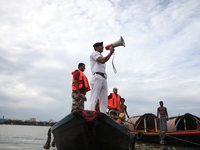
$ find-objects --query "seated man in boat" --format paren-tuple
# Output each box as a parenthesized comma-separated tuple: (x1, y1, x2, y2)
(157, 101, 168, 131)
(107, 88, 121, 120)
(116, 98, 130, 124)
(71, 63, 90, 112)
(118, 98, 130, 120)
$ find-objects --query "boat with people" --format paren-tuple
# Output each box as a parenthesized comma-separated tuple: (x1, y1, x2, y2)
(51, 110, 135, 150)
(125, 113, 200, 147)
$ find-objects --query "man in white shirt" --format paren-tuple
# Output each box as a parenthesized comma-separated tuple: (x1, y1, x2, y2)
(89, 42, 115, 113)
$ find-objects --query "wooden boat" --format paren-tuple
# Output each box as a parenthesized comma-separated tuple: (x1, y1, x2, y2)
(51, 110, 135, 150)
(125, 113, 200, 147)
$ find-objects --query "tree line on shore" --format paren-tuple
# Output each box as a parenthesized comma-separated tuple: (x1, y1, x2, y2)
(4, 119, 57, 126)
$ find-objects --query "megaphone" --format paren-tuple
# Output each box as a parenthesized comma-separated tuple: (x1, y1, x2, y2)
(105, 36, 125, 50)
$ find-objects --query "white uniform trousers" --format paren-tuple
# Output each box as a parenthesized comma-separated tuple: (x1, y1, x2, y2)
(89, 74, 108, 113)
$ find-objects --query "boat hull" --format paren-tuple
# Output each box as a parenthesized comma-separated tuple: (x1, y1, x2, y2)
(52, 110, 135, 150)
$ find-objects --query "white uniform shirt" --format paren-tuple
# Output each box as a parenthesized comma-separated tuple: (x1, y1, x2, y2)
(90, 51, 106, 75)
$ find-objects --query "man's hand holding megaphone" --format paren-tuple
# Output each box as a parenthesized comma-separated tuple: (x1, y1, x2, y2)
(109, 46, 115, 55)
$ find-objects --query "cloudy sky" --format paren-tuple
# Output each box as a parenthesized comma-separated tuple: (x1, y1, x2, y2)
(0, 0, 200, 122)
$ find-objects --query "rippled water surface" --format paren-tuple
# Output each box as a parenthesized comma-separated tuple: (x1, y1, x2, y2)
(0, 125, 56, 150)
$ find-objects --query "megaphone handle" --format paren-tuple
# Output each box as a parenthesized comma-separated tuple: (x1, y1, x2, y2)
(112, 52, 117, 74)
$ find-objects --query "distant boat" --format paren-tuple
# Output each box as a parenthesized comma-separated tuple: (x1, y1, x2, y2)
(125, 113, 200, 147)
(0, 118, 6, 124)
(52, 110, 135, 150)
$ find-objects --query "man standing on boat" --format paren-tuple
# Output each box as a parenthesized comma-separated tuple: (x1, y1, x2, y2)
(71, 63, 90, 112)
(89, 42, 115, 113)
(108, 88, 121, 119)
(157, 101, 168, 131)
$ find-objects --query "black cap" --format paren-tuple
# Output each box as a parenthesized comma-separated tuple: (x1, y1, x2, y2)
(93, 42, 103, 49)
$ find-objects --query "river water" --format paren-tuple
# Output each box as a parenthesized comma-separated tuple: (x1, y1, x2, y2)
(0, 125, 56, 150)
(0, 125, 199, 150)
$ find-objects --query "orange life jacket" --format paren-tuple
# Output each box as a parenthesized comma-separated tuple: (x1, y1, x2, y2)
(72, 70, 90, 92)
(108, 93, 121, 110)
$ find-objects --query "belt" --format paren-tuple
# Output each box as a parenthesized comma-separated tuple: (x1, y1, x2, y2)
(93, 72, 107, 79)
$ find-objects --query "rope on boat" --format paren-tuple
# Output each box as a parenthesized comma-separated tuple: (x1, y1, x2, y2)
(124, 120, 200, 147)
(43, 128, 55, 149)
(43, 128, 51, 149)
(164, 133, 200, 147)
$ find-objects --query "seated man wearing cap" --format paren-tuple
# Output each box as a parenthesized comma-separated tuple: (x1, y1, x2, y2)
(89, 41, 115, 114)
